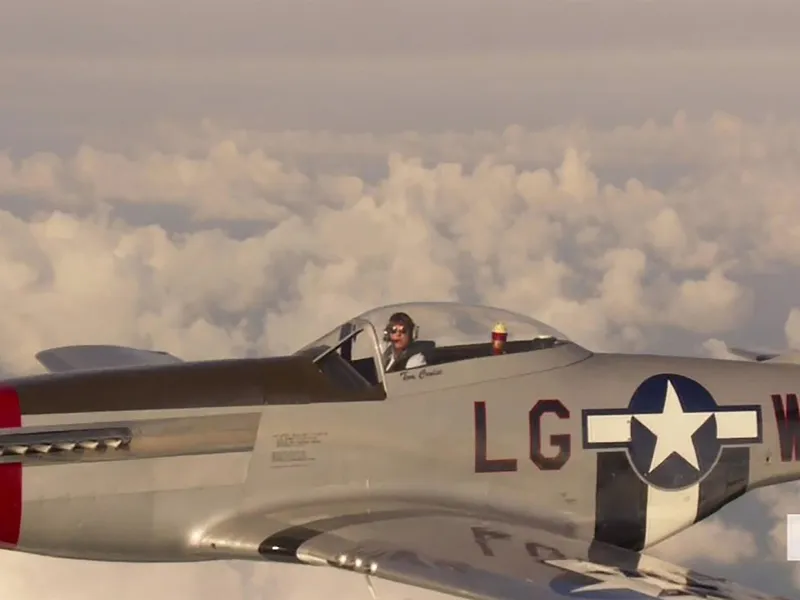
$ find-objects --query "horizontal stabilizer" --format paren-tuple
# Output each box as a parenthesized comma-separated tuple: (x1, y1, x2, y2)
(35, 345, 184, 373)
(726, 344, 800, 365)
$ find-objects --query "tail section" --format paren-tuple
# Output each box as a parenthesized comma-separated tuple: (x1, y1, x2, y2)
(726, 345, 800, 365)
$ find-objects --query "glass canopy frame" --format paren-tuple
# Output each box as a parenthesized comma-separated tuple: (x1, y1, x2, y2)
(294, 302, 573, 393)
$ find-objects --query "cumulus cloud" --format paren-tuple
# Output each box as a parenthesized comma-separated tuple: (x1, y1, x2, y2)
(0, 117, 788, 370)
(757, 483, 800, 589)
(785, 309, 800, 348)
(651, 518, 758, 565)
(6, 112, 800, 364)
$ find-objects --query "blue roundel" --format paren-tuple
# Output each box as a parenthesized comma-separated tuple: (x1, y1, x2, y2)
(627, 374, 721, 490)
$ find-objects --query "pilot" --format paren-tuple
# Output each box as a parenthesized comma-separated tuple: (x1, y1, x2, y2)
(382, 312, 427, 372)
(491, 322, 508, 355)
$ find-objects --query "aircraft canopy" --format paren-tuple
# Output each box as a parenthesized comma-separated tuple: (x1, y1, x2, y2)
(353, 301, 569, 348)
(295, 301, 572, 380)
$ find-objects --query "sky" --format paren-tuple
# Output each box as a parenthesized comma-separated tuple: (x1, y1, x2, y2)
(2, 0, 800, 597)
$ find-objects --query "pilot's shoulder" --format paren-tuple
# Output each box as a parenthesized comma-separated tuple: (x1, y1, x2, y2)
(411, 339, 435, 351)
(410, 340, 435, 358)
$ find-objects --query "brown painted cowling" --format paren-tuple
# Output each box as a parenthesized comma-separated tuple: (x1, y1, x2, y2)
(6, 355, 385, 416)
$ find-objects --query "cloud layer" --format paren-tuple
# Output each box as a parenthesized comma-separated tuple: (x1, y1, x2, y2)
(4, 113, 800, 372)
(2, 113, 800, 597)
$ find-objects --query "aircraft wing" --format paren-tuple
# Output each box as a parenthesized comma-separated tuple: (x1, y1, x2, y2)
(35, 345, 184, 373)
(205, 500, 786, 600)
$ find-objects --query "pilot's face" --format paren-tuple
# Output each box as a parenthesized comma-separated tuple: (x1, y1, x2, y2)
(388, 323, 410, 351)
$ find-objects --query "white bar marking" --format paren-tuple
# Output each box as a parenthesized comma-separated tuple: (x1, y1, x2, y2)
(715, 410, 759, 440)
(787, 514, 800, 561)
(644, 485, 700, 547)
(586, 414, 632, 444)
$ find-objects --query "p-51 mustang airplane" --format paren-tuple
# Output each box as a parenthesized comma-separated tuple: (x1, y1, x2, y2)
(1, 301, 798, 600)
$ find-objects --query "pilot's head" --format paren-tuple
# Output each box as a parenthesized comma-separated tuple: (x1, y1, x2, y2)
(385, 312, 415, 354)
(491, 322, 507, 355)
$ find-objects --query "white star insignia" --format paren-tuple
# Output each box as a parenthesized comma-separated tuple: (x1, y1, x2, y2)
(634, 380, 712, 472)
(546, 558, 710, 599)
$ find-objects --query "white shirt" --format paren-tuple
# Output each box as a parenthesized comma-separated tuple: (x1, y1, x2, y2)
(381, 341, 427, 372)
